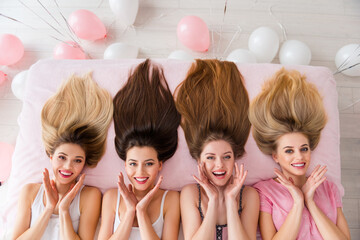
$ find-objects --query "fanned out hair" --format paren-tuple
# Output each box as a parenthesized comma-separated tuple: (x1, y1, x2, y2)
(175, 59, 251, 160)
(41, 74, 113, 167)
(248, 68, 327, 155)
(113, 59, 181, 162)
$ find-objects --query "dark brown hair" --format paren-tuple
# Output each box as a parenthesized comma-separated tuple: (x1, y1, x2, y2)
(175, 59, 251, 160)
(113, 59, 181, 162)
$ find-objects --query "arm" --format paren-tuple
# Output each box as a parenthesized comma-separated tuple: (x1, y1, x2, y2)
(225, 164, 258, 240)
(13, 169, 59, 240)
(181, 163, 219, 240)
(77, 186, 102, 240)
(302, 166, 351, 240)
(260, 169, 304, 240)
(161, 191, 180, 240)
(98, 173, 136, 240)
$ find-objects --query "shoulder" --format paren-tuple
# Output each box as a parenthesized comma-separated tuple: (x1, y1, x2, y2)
(181, 183, 198, 195)
(81, 186, 101, 198)
(180, 184, 198, 204)
(102, 188, 118, 204)
(21, 183, 41, 199)
(163, 190, 180, 212)
(242, 186, 260, 207)
(165, 190, 180, 200)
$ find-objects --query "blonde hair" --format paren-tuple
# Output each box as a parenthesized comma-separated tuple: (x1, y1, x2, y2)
(248, 68, 327, 155)
(175, 59, 251, 159)
(41, 74, 113, 167)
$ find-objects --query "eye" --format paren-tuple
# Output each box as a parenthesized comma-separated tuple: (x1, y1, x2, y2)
(58, 155, 66, 160)
(206, 156, 215, 160)
(301, 147, 309, 152)
(129, 162, 136, 166)
(75, 159, 82, 163)
(145, 162, 154, 166)
(224, 155, 231, 160)
(285, 149, 293, 154)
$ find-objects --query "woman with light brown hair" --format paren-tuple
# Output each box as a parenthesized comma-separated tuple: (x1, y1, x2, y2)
(12, 74, 113, 240)
(98, 59, 181, 240)
(250, 68, 350, 240)
(176, 59, 259, 240)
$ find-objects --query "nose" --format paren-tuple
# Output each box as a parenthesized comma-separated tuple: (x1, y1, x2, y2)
(64, 160, 72, 169)
(215, 157, 223, 168)
(294, 150, 303, 160)
(136, 164, 144, 175)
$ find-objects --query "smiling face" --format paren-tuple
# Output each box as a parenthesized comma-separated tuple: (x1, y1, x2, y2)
(272, 132, 311, 178)
(50, 143, 86, 185)
(125, 146, 162, 192)
(199, 140, 235, 187)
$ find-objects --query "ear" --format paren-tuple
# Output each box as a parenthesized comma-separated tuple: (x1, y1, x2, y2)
(158, 161, 163, 171)
(50, 155, 53, 161)
(272, 152, 279, 163)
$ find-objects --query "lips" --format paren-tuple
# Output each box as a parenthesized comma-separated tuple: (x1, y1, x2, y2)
(212, 171, 226, 179)
(59, 170, 73, 178)
(134, 177, 149, 184)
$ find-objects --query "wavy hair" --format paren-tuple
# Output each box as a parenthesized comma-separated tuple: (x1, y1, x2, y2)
(113, 59, 181, 162)
(175, 59, 251, 160)
(41, 74, 113, 167)
(248, 68, 327, 155)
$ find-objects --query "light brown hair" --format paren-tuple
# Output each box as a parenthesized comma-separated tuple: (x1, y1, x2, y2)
(41, 74, 113, 167)
(175, 59, 251, 160)
(248, 68, 327, 155)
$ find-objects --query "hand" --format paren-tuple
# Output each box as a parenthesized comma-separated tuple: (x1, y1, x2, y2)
(224, 163, 247, 201)
(117, 172, 138, 213)
(274, 168, 304, 205)
(302, 165, 327, 204)
(59, 174, 85, 212)
(43, 168, 59, 211)
(136, 176, 163, 213)
(193, 162, 218, 202)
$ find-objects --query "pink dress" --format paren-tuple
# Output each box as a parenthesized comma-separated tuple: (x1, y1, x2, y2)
(254, 179, 342, 240)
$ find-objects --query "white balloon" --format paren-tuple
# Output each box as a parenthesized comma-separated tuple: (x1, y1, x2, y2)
(335, 44, 360, 77)
(279, 40, 312, 65)
(109, 0, 139, 26)
(103, 42, 138, 59)
(248, 27, 279, 63)
(11, 70, 28, 100)
(168, 50, 193, 61)
(226, 49, 257, 63)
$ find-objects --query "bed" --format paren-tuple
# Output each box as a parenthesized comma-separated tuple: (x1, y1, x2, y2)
(0, 59, 343, 238)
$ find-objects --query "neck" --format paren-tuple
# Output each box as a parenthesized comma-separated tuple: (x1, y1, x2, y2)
(134, 185, 154, 200)
(281, 171, 307, 188)
(54, 179, 76, 196)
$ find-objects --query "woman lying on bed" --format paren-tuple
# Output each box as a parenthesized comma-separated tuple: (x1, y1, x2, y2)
(12, 74, 113, 240)
(175, 59, 259, 240)
(98, 59, 181, 240)
(249, 68, 351, 240)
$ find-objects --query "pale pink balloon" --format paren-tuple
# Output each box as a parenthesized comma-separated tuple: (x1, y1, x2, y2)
(53, 41, 87, 59)
(68, 9, 107, 40)
(0, 71, 7, 85)
(177, 16, 210, 52)
(0, 142, 14, 182)
(0, 34, 24, 66)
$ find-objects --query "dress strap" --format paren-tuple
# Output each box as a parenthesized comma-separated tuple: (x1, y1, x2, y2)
(238, 185, 245, 215)
(196, 183, 204, 221)
(115, 189, 121, 219)
(159, 190, 168, 218)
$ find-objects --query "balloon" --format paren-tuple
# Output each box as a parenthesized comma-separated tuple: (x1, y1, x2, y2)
(109, 0, 139, 26)
(11, 70, 28, 100)
(226, 49, 257, 63)
(103, 42, 139, 59)
(335, 44, 360, 77)
(168, 50, 193, 61)
(279, 40, 311, 65)
(0, 71, 7, 85)
(248, 27, 279, 63)
(0, 34, 24, 66)
(0, 142, 14, 182)
(68, 9, 106, 40)
(53, 41, 87, 60)
(177, 16, 210, 52)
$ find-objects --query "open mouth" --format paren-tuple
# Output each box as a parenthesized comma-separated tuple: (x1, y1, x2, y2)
(59, 170, 73, 178)
(291, 163, 306, 168)
(134, 177, 149, 184)
(212, 171, 226, 179)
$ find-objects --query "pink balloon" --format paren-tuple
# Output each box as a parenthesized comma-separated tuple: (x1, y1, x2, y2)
(68, 9, 107, 40)
(0, 142, 14, 182)
(177, 16, 210, 52)
(53, 41, 87, 59)
(0, 34, 24, 66)
(0, 71, 7, 85)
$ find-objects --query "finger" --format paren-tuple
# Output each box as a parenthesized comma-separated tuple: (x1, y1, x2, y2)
(274, 169, 288, 183)
(310, 165, 321, 178)
(234, 163, 239, 178)
(50, 180, 58, 194)
(239, 164, 244, 178)
(314, 176, 327, 188)
(240, 170, 248, 184)
(193, 175, 202, 185)
(155, 176, 163, 189)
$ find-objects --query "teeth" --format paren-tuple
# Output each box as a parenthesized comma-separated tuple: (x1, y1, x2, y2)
(60, 171, 72, 176)
(213, 171, 226, 175)
(135, 177, 148, 182)
(292, 163, 305, 167)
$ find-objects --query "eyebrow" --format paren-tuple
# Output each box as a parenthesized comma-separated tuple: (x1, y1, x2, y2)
(283, 144, 309, 149)
(58, 152, 84, 159)
(128, 159, 155, 162)
(205, 151, 232, 155)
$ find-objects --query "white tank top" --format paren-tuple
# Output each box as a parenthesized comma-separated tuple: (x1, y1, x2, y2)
(113, 190, 168, 239)
(30, 184, 84, 240)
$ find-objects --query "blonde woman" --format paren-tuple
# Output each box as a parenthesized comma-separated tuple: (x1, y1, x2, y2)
(176, 59, 259, 240)
(98, 60, 181, 240)
(249, 68, 351, 240)
(12, 75, 113, 240)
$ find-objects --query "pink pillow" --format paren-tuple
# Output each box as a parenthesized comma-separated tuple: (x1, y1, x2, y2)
(1, 59, 342, 229)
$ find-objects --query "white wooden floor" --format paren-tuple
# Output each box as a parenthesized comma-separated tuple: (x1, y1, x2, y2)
(0, 0, 359, 238)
